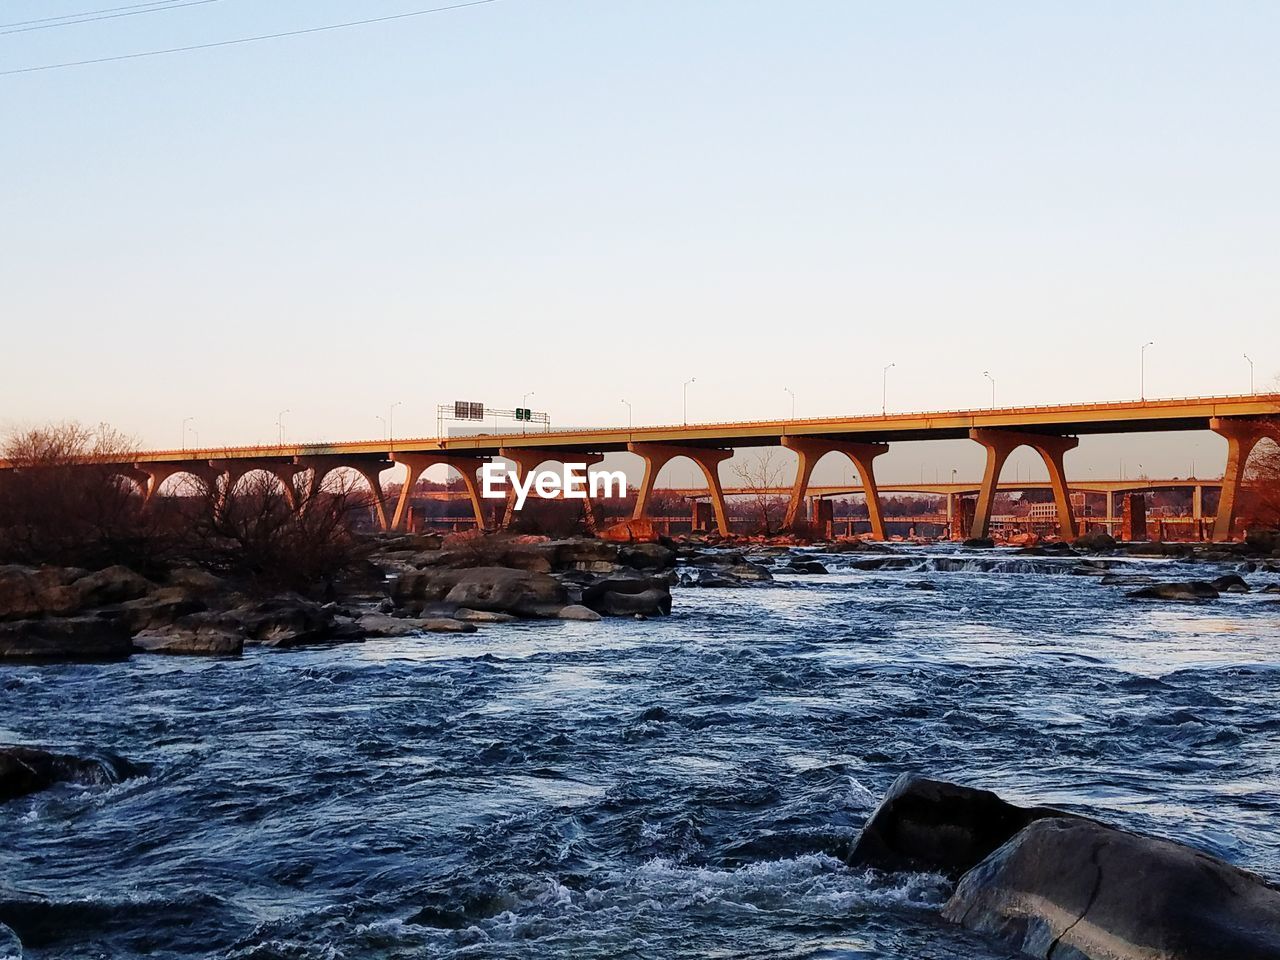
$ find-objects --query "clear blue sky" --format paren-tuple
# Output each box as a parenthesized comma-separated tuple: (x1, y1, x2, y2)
(2, 1, 1277, 483)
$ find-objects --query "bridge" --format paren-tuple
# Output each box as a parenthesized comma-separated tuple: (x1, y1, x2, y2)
(11, 394, 1279, 542)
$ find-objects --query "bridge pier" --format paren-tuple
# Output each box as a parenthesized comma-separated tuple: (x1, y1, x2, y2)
(969, 429, 1079, 541)
(630, 443, 732, 536)
(391, 453, 487, 532)
(293, 457, 392, 529)
(497, 449, 603, 533)
(1210, 417, 1280, 542)
(781, 436, 889, 539)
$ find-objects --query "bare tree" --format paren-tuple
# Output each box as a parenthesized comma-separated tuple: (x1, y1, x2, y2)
(730, 449, 788, 534)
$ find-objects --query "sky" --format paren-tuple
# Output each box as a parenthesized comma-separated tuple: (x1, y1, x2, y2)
(2, 1, 1278, 487)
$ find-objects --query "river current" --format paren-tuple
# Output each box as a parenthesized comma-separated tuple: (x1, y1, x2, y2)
(2, 545, 1279, 959)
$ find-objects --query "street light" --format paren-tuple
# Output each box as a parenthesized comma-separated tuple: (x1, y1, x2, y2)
(983, 370, 995, 408)
(1140, 341, 1154, 400)
(389, 401, 402, 450)
(882, 363, 895, 415)
(181, 416, 193, 452)
(1244, 353, 1255, 393)
(620, 398, 632, 432)
(784, 386, 795, 420)
(683, 378, 696, 425)
(376, 415, 387, 440)
(276, 409, 290, 445)
(522, 391, 535, 434)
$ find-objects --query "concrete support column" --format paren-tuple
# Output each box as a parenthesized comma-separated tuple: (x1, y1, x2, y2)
(629, 443, 733, 536)
(968, 429, 1079, 541)
(781, 436, 889, 539)
(351, 464, 390, 531)
(1210, 417, 1279, 542)
(390, 453, 487, 532)
(498, 449, 603, 532)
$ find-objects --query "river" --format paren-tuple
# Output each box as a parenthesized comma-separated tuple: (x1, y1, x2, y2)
(2, 545, 1278, 959)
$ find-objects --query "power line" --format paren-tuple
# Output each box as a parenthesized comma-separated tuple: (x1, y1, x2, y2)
(0, 0, 500, 77)
(1, 1, 191, 30)
(1, 0, 222, 36)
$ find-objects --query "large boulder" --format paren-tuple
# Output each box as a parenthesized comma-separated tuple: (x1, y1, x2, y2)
(581, 574, 672, 617)
(69, 565, 154, 607)
(0, 617, 132, 661)
(356, 613, 476, 636)
(394, 567, 567, 618)
(0, 745, 136, 802)
(1211, 573, 1250, 593)
(942, 816, 1280, 960)
(598, 519, 661, 543)
(845, 774, 1070, 877)
(1127, 581, 1220, 602)
(619, 543, 676, 570)
(1074, 531, 1118, 552)
(226, 596, 339, 647)
(557, 604, 603, 622)
(0, 566, 82, 620)
(109, 588, 207, 632)
(133, 613, 244, 655)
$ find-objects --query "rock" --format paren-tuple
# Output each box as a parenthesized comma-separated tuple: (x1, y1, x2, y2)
(1100, 574, 1155, 586)
(1211, 574, 1250, 593)
(394, 567, 567, 618)
(0, 617, 133, 661)
(619, 543, 676, 570)
(826, 538, 892, 553)
(1127, 581, 1220, 602)
(557, 604, 603, 621)
(69, 565, 155, 606)
(0, 745, 136, 802)
(1073, 531, 1117, 551)
(356, 613, 476, 636)
(1263, 584, 1280, 594)
(726, 562, 773, 582)
(963, 537, 996, 548)
(845, 773, 1070, 877)
(453, 608, 518, 623)
(942, 816, 1280, 960)
(582, 574, 672, 617)
(787, 560, 829, 574)
(109, 588, 207, 632)
(598, 518, 662, 543)
(164, 566, 229, 594)
(227, 596, 337, 647)
(905, 581, 937, 591)
(133, 613, 244, 655)
(0, 565, 82, 620)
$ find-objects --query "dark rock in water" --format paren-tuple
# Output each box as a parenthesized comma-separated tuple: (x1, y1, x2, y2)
(108, 588, 207, 632)
(356, 613, 476, 636)
(1073, 531, 1117, 552)
(726, 562, 773, 582)
(394, 567, 567, 618)
(619, 543, 676, 571)
(826, 539, 891, 553)
(1020, 542, 1077, 556)
(787, 560, 829, 574)
(905, 581, 937, 591)
(1100, 574, 1156, 586)
(227, 596, 339, 647)
(1127, 581, 1220, 602)
(1211, 574, 1250, 593)
(963, 538, 995, 549)
(0, 617, 132, 661)
(582, 574, 672, 616)
(846, 773, 1069, 877)
(1264, 584, 1280, 594)
(133, 613, 245, 655)
(942, 816, 1280, 960)
(0, 745, 136, 802)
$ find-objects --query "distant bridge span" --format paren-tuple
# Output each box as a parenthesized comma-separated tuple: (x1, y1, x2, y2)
(10, 394, 1278, 542)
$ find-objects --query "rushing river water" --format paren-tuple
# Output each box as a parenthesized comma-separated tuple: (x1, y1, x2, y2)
(2, 545, 1280, 959)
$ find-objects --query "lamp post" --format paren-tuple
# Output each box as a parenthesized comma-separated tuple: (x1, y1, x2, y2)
(683, 378, 696, 425)
(881, 363, 895, 415)
(276, 409, 290, 446)
(620, 398, 632, 436)
(1244, 353, 1254, 393)
(376, 415, 387, 440)
(784, 386, 795, 421)
(1140, 341, 1154, 400)
(389, 401, 402, 452)
(983, 370, 995, 408)
(522, 391, 535, 434)
(181, 416, 193, 452)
